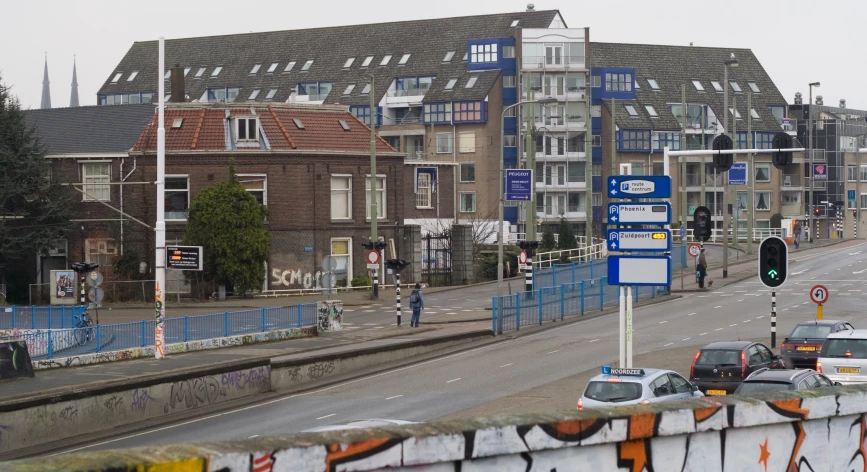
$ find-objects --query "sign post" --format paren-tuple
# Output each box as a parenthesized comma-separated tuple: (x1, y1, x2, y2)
(810, 284, 829, 321)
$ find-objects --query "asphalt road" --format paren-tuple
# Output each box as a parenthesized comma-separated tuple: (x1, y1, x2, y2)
(55, 241, 867, 454)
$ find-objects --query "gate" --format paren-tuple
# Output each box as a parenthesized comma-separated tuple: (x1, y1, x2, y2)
(422, 231, 452, 286)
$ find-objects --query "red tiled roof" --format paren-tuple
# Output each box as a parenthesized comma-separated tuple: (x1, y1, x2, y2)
(132, 105, 396, 153)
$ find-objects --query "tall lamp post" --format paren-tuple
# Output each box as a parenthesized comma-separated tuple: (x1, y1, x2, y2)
(808, 82, 821, 242)
(722, 55, 738, 278)
(497, 97, 558, 297)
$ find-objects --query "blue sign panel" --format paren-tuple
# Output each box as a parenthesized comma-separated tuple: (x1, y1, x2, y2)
(505, 169, 533, 201)
(849, 190, 856, 201)
(607, 229, 672, 252)
(728, 162, 747, 185)
(607, 176, 672, 199)
(608, 202, 671, 225)
(607, 255, 672, 286)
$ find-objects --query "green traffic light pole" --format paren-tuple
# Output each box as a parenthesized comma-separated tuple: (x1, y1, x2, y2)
(759, 236, 788, 348)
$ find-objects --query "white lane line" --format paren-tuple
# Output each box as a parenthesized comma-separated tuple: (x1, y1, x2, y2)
(849, 289, 862, 292)
(715, 306, 722, 309)
(854, 269, 867, 275)
(738, 299, 744, 302)
(500, 363, 513, 368)
(700, 332, 708, 336)
(664, 342, 674, 347)
(688, 313, 696, 316)
(698, 295, 707, 298)
(659, 320, 669, 324)
(716, 328, 724, 331)
(462, 309, 473, 312)
(248, 434, 259, 439)
(547, 350, 560, 354)
(363, 323, 377, 326)
(720, 294, 734, 297)
(729, 324, 738, 327)
(447, 378, 462, 383)
(447, 312, 458, 315)
(316, 414, 336, 420)
(588, 339, 600, 343)
(792, 269, 809, 275)
(825, 273, 830, 275)
(682, 337, 691, 341)
(735, 290, 747, 293)
(385, 395, 403, 400)
(743, 320, 751, 323)
(757, 316, 764, 319)
(844, 283, 854, 286)
(784, 309, 789, 311)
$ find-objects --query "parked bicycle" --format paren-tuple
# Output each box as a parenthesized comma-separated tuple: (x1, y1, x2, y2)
(73, 311, 95, 346)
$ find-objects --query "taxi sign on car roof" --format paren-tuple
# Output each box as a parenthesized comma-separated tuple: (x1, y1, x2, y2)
(601, 366, 645, 376)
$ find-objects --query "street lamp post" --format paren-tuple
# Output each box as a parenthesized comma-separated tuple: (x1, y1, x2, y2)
(808, 82, 821, 242)
(722, 56, 739, 278)
(497, 98, 558, 297)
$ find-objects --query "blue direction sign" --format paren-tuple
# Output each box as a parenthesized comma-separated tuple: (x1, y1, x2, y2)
(607, 255, 672, 286)
(607, 229, 671, 252)
(608, 202, 671, 225)
(728, 162, 747, 185)
(505, 169, 533, 201)
(608, 176, 672, 199)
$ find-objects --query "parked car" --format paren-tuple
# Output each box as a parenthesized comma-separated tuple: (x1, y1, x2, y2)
(734, 368, 838, 394)
(689, 341, 785, 395)
(781, 320, 854, 369)
(578, 366, 703, 410)
(817, 328, 867, 385)
(302, 419, 419, 433)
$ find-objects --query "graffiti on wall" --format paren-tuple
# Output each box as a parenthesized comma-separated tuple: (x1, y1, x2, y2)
(317, 301, 343, 331)
(271, 268, 336, 289)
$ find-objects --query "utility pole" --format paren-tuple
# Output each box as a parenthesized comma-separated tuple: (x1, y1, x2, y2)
(700, 103, 706, 211)
(721, 58, 738, 278)
(732, 95, 738, 253)
(747, 92, 754, 254)
(680, 85, 687, 230)
(154, 37, 166, 359)
(525, 88, 537, 242)
(368, 75, 379, 299)
(808, 82, 820, 242)
(610, 98, 616, 179)
(585, 94, 593, 243)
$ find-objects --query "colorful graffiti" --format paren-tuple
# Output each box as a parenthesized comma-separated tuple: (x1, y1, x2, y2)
(155, 280, 165, 359)
(271, 268, 334, 289)
(317, 300, 343, 331)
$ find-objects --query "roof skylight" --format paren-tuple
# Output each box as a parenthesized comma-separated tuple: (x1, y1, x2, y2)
(625, 105, 638, 117)
(750, 108, 760, 119)
(339, 120, 350, 131)
(284, 61, 296, 73)
(293, 118, 304, 129)
(645, 105, 659, 117)
(692, 80, 704, 91)
(510, 19, 520, 27)
(127, 71, 138, 82)
(267, 62, 279, 73)
(748, 82, 761, 93)
(380, 55, 392, 66)
(462, 52, 468, 61)
(343, 84, 355, 95)
(361, 56, 373, 67)
(211, 66, 223, 77)
(398, 54, 411, 65)
(301, 60, 313, 71)
(171, 118, 184, 129)
(111, 73, 122, 83)
(195, 67, 206, 78)
(445, 78, 457, 90)
(184, 67, 191, 76)
(343, 58, 355, 68)
(443, 51, 455, 62)
(249, 89, 260, 100)
(647, 78, 660, 90)
(164, 70, 171, 79)
(465, 76, 478, 88)
(362, 83, 371, 94)
(730, 81, 742, 93)
(729, 107, 742, 118)
(266, 88, 277, 100)
(710, 81, 724, 92)
(250, 64, 261, 74)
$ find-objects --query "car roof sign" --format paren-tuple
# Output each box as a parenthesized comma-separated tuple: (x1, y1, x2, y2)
(603, 367, 646, 376)
(601, 365, 611, 375)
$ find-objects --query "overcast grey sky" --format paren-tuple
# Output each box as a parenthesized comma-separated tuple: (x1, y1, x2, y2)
(3, 0, 864, 110)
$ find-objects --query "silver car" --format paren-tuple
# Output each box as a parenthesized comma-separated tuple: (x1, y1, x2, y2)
(817, 328, 867, 385)
(578, 367, 704, 410)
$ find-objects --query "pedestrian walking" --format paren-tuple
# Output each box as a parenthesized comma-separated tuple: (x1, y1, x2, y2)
(697, 248, 712, 288)
(409, 283, 424, 328)
(793, 221, 802, 249)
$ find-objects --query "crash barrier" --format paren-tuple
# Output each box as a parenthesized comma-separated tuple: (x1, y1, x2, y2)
(0, 341, 34, 380)
(0, 305, 86, 329)
(7, 383, 867, 471)
(0, 303, 318, 360)
(491, 276, 669, 334)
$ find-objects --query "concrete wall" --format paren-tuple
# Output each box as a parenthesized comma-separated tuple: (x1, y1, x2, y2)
(11, 384, 867, 471)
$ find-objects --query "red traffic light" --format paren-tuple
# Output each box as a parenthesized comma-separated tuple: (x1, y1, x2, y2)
(854, 210, 858, 217)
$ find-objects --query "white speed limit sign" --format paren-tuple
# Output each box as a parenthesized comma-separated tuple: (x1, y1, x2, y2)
(810, 285, 829, 305)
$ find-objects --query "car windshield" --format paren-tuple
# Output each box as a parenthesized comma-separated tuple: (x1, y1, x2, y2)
(738, 381, 791, 393)
(696, 349, 740, 366)
(790, 325, 832, 339)
(823, 339, 867, 358)
(584, 381, 642, 402)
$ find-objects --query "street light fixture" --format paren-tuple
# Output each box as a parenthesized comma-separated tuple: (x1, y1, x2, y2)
(721, 55, 739, 278)
(497, 97, 558, 297)
(808, 81, 821, 242)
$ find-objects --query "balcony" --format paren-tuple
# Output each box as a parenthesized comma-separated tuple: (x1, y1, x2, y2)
(807, 177, 827, 190)
(781, 203, 803, 217)
(780, 117, 797, 133)
(293, 92, 330, 103)
(521, 56, 586, 70)
(385, 86, 430, 106)
(782, 173, 803, 188)
(405, 147, 425, 161)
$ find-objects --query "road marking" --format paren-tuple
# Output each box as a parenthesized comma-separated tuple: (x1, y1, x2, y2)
(743, 320, 751, 323)
(659, 320, 668, 324)
(500, 363, 513, 368)
(698, 295, 707, 298)
(372, 326, 385, 329)
(792, 269, 809, 275)
(825, 273, 830, 275)
(664, 342, 674, 347)
(849, 290, 862, 292)
(854, 269, 867, 275)
(716, 328, 724, 331)
(735, 290, 747, 293)
(447, 312, 458, 315)
(729, 324, 738, 327)
(851, 251, 863, 255)
(700, 332, 708, 336)
(362, 323, 377, 326)
(688, 313, 696, 316)
(447, 378, 462, 383)
(783, 309, 789, 311)
(547, 349, 560, 354)
(720, 294, 734, 297)
(386, 395, 403, 400)
(844, 283, 854, 286)
(588, 339, 600, 343)
(715, 306, 722, 309)
(682, 337, 691, 341)
(316, 414, 336, 420)
(462, 309, 473, 312)
(759, 289, 769, 292)
(737, 299, 744, 302)
(248, 435, 259, 439)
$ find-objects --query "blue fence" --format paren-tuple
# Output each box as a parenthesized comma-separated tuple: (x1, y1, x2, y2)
(0, 305, 86, 329)
(492, 277, 668, 334)
(533, 244, 688, 290)
(0, 303, 318, 360)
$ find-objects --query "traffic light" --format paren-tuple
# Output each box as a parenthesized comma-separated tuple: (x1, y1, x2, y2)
(712, 134, 734, 171)
(854, 210, 858, 218)
(385, 259, 410, 271)
(361, 240, 387, 251)
(815, 207, 820, 216)
(693, 205, 712, 242)
(71, 262, 99, 273)
(518, 240, 540, 257)
(771, 132, 793, 169)
(759, 236, 788, 288)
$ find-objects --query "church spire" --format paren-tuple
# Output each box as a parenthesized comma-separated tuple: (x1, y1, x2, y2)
(41, 53, 51, 109)
(70, 56, 79, 107)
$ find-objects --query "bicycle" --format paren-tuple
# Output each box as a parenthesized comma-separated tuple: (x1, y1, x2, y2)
(73, 311, 95, 346)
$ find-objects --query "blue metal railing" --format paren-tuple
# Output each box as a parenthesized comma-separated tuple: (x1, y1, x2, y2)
(0, 305, 86, 330)
(492, 277, 669, 334)
(0, 302, 318, 360)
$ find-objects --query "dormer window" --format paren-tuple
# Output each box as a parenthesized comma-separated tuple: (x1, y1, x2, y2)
(236, 117, 259, 142)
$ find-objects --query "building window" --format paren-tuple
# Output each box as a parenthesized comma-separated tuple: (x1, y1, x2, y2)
(298, 82, 333, 100)
(424, 103, 451, 123)
(416, 172, 433, 208)
(380, 55, 392, 66)
(568, 162, 586, 183)
(398, 54, 411, 65)
(283, 61, 296, 73)
(748, 82, 760, 93)
(755, 163, 770, 182)
(620, 130, 651, 151)
(729, 107, 742, 119)
(645, 105, 658, 117)
(210, 66, 223, 77)
(454, 102, 482, 122)
(85, 239, 117, 275)
(647, 78, 660, 90)
(591, 105, 601, 117)
(605, 73, 633, 92)
(592, 194, 602, 207)
(860, 165, 867, 182)
(237, 174, 266, 205)
(625, 105, 638, 117)
(165, 176, 189, 220)
(265, 88, 278, 100)
(331, 175, 352, 219)
(436, 133, 453, 153)
(750, 108, 760, 119)
(458, 132, 476, 153)
(459, 192, 476, 212)
(652, 162, 665, 176)
(236, 117, 258, 141)
(205, 87, 241, 103)
(460, 163, 476, 182)
(82, 162, 111, 201)
(99, 92, 154, 105)
(756, 132, 774, 149)
(755, 191, 771, 211)
(301, 60, 314, 71)
(710, 81, 724, 92)
(194, 67, 206, 78)
(591, 75, 601, 88)
(503, 45, 515, 58)
(465, 76, 478, 88)
(445, 78, 457, 90)
(248, 89, 261, 100)
(504, 107, 516, 117)
(592, 135, 602, 147)
(250, 64, 261, 74)
(266, 63, 278, 73)
(470, 43, 498, 63)
(330, 238, 352, 283)
(503, 75, 516, 87)
(652, 132, 681, 151)
(504, 135, 517, 147)
(111, 72, 122, 83)
(365, 175, 386, 220)
(692, 80, 704, 91)
(343, 84, 355, 95)
(730, 81, 742, 93)
(343, 58, 355, 68)
(861, 194, 867, 210)
(848, 164, 857, 182)
(443, 51, 455, 62)
(350, 105, 379, 127)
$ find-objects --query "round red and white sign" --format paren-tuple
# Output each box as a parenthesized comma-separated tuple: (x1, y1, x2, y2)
(810, 285, 829, 305)
(366, 250, 380, 265)
(518, 250, 528, 265)
(687, 243, 701, 258)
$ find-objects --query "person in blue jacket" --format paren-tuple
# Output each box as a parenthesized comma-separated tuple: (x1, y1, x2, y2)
(409, 283, 425, 328)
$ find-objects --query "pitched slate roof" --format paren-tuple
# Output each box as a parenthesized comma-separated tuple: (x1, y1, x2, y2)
(24, 104, 156, 154)
(130, 103, 396, 153)
(98, 10, 560, 107)
(592, 42, 788, 133)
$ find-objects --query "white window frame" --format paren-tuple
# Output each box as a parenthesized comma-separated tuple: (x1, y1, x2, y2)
(343, 57, 355, 68)
(692, 80, 704, 91)
(416, 172, 433, 209)
(331, 175, 352, 220)
(237, 174, 267, 206)
(330, 237, 353, 284)
(459, 192, 477, 213)
(755, 191, 771, 211)
(250, 64, 262, 74)
(458, 132, 476, 153)
(364, 174, 387, 220)
(504, 135, 517, 147)
(436, 133, 453, 153)
(235, 116, 259, 141)
(164, 174, 190, 221)
(81, 161, 111, 202)
(361, 56, 373, 67)
(380, 55, 392, 66)
(848, 164, 857, 182)
(460, 163, 476, 182)
(755, 163, 771, 183)
(861, 193, 867, 210)
(283, 61, 296, 73)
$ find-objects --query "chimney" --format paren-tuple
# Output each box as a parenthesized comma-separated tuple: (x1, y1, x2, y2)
(794, 92, 802, 105)
(526, 3, 535, 11)
(815, 95, 823, 106)
(170, 64, 185, 103)
(840, 99, 846, 109)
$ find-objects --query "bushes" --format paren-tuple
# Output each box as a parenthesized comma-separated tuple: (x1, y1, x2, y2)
(350, 275, 371, 287)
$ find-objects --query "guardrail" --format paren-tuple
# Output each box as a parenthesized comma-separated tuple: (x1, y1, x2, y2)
(491, 277, 668, 334)
(0, 305, 86, 329)
(673, 227, 784, 243)
(0, 303, 317, 359)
